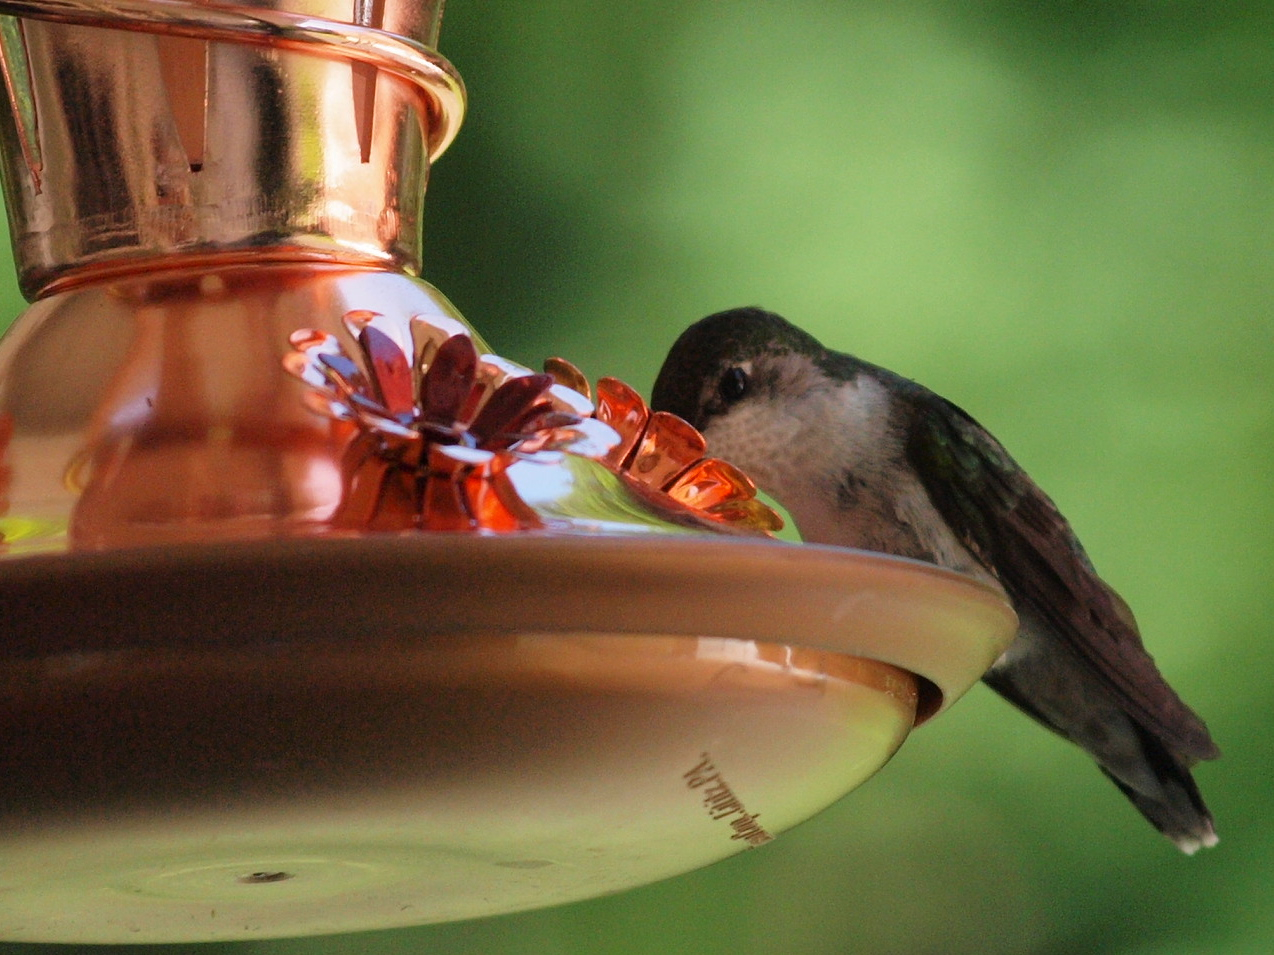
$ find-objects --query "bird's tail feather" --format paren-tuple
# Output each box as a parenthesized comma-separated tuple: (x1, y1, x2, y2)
(985, 663, 1217, 854)
(1099, 722, 1217, 854)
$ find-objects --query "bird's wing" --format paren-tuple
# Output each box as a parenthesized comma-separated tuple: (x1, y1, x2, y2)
(903, 389, 1218, 762)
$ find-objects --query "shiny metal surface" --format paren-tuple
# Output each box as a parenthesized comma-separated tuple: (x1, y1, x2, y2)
(0, 263, 790, 554)
(0, 0, 462, 298)
(0, 265, 475, 551)
(0, 534, 1016, 942)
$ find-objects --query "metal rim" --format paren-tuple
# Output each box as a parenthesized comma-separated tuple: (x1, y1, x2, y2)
(0, 533, 1017, 719)
(0, 0, 466, 160)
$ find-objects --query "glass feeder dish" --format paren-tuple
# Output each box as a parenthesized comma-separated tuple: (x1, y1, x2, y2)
(0, 0, 1018, 943)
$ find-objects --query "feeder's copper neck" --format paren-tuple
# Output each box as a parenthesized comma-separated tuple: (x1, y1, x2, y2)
(0, 0, 464, 299)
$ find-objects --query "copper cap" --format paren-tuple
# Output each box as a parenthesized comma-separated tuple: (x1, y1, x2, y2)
(0, 0, 465, 298)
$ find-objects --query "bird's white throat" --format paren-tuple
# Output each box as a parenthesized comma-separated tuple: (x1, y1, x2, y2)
(702, 365, 988, 578)
(701, 364, 898, 520)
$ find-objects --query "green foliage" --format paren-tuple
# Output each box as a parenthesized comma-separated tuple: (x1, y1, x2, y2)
(1, 1, 1269, 953)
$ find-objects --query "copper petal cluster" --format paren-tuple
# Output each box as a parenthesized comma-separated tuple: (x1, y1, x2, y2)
(544, 359, 784, 535)
(285, 311, 619, 531)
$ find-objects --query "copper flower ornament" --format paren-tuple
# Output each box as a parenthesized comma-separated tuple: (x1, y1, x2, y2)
(284, 311, 779, 536)
(284, 311, 619, 531)
(544, 359, 784, 535)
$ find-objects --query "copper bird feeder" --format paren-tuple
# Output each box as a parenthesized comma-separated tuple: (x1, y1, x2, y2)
(0, 0, 1016, 943)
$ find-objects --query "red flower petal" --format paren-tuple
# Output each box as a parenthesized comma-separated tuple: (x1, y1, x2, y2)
(664, 457, 758, 510)
(706, 497, 785, 533)
(331, 437, 419, 531)
(595, 377, 650, 469)
(314, 351, 368, 397)
(469, 374, 555, 449)
(358, 324, 416, 418)
(419, 334, 479, 428)
(464, 455, 543, 531)
(346, 392, 420, 444)
(628, 411, 706, 491)
(543, 357, 591, 402)
(419, 444, 542, 531)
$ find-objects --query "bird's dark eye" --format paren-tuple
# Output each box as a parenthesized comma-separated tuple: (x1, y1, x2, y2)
(718, 366, 749, 404)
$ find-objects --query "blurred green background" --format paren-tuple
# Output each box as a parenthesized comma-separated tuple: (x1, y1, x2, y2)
(2, 0, 1270, 953)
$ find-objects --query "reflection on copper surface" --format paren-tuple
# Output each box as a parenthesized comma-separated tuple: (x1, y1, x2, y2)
(62, 268, 356, 550)
(0, 266, 469, 552)
(285, 311, 621, 531)
(545, 358, 784, 535)
(0, 0, 461, 299)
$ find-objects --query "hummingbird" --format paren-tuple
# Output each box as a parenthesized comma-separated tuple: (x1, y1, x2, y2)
(651, 306, 1220, 853)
